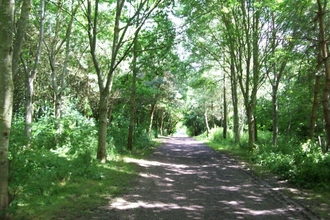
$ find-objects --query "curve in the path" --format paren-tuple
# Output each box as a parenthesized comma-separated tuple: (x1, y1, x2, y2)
(100, 137, 320, 220)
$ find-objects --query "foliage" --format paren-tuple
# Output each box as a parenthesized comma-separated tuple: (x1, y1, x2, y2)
(182, 109, 205, 136)
(203, 128, 330, 189)
(7, 105, 160, 219)
(6, 0, 330, 217)
(10, 102, 162, 219)
(9, 150, 138, 219)
(250, 140, 330, 188)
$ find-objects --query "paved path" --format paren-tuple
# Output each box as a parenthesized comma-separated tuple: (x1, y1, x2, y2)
(99, 137, 320, 220)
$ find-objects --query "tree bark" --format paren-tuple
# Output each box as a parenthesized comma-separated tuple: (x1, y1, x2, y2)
(147, 104, 156, 137)
(24, 0, 44, 140)
(24, 76, 34, 140)
(204, 102, 210, 137)
(97, 92, 109, 162)
(223, 13, 240, 144)
(317, 0, 330, 152)
(127, 31, 139, 151)
(246, 104, 256, 148)
(160, 111, 165, 136)
(230, 54, 240, 144)
(12, 0, 31, 75)
(223, 75, 227, 139)
(0, 0, 14, 216)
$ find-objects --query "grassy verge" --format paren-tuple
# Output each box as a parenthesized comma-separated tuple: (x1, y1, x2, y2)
(9, 143, 159, 220)
(13, 160, 137, 220)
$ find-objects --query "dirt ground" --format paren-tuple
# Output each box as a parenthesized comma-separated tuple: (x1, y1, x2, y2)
(92, 137, 323, 220)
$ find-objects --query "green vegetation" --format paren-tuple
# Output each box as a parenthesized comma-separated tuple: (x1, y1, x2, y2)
(7, 108, 157, 219)
(198, 128, 330, 189)
(197, 127, 330, 218)
(2, 0, 330, 217)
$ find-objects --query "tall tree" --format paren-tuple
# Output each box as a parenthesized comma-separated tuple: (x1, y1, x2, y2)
(264, 1, 296, 146)
(127, 13, 141, 151)
(0, 0, 15, 217)
(317, 0, 330, 152)
(21, 0, 44, 140)
(86, 0, 169, 161)
(43, 0, 80, 139)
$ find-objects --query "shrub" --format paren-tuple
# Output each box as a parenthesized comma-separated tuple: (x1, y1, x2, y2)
(205, 129, 330, 189)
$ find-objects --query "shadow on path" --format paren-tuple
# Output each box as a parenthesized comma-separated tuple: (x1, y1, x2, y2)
(100, 137, 319, 220)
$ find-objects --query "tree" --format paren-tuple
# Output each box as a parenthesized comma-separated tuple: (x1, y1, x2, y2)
(263, 0, 296, 146)
(128, 10, 176, 145)
(317, 0, 330, 152)
(21, 0, 44, 140)
(0, 0, 14, 217)
(43, 0, 80, 140)
(127, 15, 140, 151)
(86, 0, 170, 161)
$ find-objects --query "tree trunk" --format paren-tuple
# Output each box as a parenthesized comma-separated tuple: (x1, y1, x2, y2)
(230, 56, 240, 144)
(127, 56, 137, 151)
(160, 111, 165, 136)
(0, 0, 14, 216)
(204, 103, 210, 137)
(24, 0, 44, 140)
(154, 110, 159, 138)
(271, 16, 279, 146)
(250, 5, 260, 149)
(49, 51, 62, 143)
(317, 0, 330, 152)
(12, 0, 31, 75)
(309, 75, 321, 140)
(108, 97, 114, 123)
(147, 104, 156, 137)
(272, 86, 279, 146)
(25, 77, 34, 139)
(223, 75, 227, 139)
(97, 91, 109, 162)
(246, 104, 256, 149)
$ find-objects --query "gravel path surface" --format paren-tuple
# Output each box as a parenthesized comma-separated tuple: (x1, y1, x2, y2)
(97, 137, 320, 220)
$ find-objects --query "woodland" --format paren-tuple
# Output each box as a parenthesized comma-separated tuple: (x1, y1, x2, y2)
(1, 0, 330, 219)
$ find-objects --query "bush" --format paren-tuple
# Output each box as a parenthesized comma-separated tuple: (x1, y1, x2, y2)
(203, 129, 330, 189)
(251, 139, 330, 188)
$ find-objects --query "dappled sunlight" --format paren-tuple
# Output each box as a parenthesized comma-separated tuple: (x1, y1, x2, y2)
(220, 186, 242, 191)
(139, 173, 161, 179)
(108, 197, 204, 211)
(235, 208, 289, 216)
(124, 157, 189, 169)
(105, 137, 314, 219)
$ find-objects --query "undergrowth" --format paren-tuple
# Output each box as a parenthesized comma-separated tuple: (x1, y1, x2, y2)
(7, 106, 157, 219)
(199, 127, 330, 189)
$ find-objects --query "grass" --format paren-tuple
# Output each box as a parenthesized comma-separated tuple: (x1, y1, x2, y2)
(8, 140, 160, 220)
(11, 160, 138, 220)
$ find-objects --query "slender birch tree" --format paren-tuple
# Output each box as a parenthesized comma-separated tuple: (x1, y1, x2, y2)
(0, 0, 14, 217)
